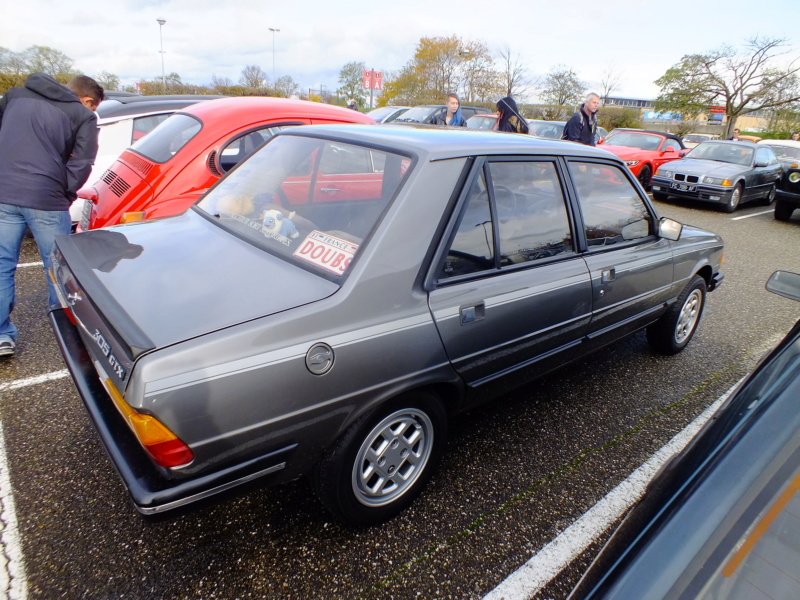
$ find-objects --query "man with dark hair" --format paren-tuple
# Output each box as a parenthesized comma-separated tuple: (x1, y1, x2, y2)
(562, 92, 600, 146)
(0, 72, 103, 357)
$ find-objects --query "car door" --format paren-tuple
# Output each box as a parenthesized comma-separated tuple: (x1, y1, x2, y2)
(428, 158, 593, 392)
(750, 147, 783, 198)
(567, 160, 675, 347)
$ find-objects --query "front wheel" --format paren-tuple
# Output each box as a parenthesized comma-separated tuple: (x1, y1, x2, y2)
(723, 184, 742, 213)
(774, 199, 795, 221)
(647, 275, 707, 354)
(312, 392, 447, 525)
(637, 165, 652, 190)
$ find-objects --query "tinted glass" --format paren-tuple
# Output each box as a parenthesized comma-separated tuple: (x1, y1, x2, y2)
(440, 171, 495, 278)
(130, 113, 201, 163)
(131, 114, 170, 142)
(196, 135, 411, 277)
(570, 162, 653, 247)
(218, 127, 283, 173)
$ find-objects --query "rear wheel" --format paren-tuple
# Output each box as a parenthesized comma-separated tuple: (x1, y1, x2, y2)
(774, 199, 795, 221)
(312, 392, 447, 525)
(647, 275, 707, 354)
(759, 184, 776, 206)
(637, 165, 652, 190)
(723, 184, 742, 213)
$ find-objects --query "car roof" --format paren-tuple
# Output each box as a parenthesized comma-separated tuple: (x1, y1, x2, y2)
(97, 95, 226, 120)
(278, 122, 618, 162)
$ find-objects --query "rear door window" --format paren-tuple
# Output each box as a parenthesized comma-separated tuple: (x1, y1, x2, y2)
(130, 114, 201, 163)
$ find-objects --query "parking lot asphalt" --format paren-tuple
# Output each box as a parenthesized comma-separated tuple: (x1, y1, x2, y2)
(1, 199, 799, 599)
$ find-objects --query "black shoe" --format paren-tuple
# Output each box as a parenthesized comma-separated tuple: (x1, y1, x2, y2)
(0, 340, 15, 357)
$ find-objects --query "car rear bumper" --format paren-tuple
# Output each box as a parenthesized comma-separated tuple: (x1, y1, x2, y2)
(48, 307, 297, 515)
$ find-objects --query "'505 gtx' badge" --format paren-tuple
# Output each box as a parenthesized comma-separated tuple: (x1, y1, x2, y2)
(92, 329, 126, 379)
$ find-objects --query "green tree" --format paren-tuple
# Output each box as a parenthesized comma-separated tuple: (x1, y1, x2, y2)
(654, 37, 800, 138)
(337, 61, 366, 107)
(23, 45, 76, 79)
(540, 65, 585, 119)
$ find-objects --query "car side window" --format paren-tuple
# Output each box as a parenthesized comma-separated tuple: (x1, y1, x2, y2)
(440, 171, 495, 278)
(755, 147, 776, 166)
(131, 114, 170, 143)
(219, 126, 283, 173)
(487, 161, 574, 264)
(569, 161, 654, 247)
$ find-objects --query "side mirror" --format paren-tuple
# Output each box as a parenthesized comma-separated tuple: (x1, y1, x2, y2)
(679, 149, 690, 157)
(766, 271, 800, 302)
(597, 138, 604, 145)
(754, 159, 769, 168)
(658, 217, 682, 241)
(663, 146, 677, 153)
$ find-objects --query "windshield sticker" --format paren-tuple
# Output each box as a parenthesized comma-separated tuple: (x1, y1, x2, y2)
(294, 231, 358, 275)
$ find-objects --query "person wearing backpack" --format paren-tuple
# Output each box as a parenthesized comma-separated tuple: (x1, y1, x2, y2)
(562, 92, 600, 146)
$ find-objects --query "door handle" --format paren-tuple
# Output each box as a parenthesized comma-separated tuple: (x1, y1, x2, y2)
(320, 187, 341, 193)
(460, 303, 485, 325)
(602, 268, 616, 283)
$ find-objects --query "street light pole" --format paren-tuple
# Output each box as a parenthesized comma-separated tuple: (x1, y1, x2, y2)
(157, 18, 166, 93)
(269, 27, 280, 84)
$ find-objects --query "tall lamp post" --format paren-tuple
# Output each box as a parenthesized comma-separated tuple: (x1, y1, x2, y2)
(269, 27, 280, 83)
(157, 18, 166, 93)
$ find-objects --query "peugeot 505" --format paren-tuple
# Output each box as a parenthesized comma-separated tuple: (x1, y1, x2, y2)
(49, 125, 724, 525)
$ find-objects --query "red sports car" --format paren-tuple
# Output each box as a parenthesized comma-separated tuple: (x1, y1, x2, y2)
(599, 129, 688, 189)
(78, 97, 375, 230)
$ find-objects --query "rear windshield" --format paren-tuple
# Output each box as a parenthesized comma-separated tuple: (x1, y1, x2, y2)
(196, 134, 412, 278)
(129, 113, 202, 163)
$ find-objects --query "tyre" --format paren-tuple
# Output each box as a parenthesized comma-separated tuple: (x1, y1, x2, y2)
(723, 184, 742, 213)
(312, 392, 447, 525)
(637, 165, 652, 190)
(758, 184, 776, 206)
(774, 199, 795, 221)
(652, 191, 669, 202)
(647, 275, 707, 355)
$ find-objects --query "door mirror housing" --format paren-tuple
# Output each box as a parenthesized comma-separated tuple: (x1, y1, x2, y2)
(658, 217, 683, 241)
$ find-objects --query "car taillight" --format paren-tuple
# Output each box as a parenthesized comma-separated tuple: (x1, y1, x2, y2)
(120, 211, 146, 224)
(103, 377, 194, 468)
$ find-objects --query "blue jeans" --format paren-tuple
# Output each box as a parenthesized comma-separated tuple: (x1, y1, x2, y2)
(0, 203, 71, 343)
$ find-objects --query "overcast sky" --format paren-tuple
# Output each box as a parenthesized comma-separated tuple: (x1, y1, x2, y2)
(3, 0, 798, 102)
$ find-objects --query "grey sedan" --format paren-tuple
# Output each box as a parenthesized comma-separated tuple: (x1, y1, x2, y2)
(650, 140, 783, 212)
(49, 126, 724, 525)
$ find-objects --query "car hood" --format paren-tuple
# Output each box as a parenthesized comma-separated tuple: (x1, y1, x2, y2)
(55, 209, 339, 355)
(663, 158, 748, 178)
(599, 144, 653, 160)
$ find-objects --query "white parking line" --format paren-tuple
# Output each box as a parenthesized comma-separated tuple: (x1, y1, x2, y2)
(732, 209, 774, 220)
(483, 382, 740, 600)
(0, 370, 69, 392)
(0, 421, 28, 600)
(17, 263, 43, 269)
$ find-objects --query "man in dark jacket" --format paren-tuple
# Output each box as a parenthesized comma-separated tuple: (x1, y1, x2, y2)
(0, 72, 103, 357)
(562, 92, 600, 146)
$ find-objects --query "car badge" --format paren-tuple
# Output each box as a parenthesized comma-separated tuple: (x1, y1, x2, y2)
(306, 343, 334, 375)
(67, 291, 83, 305)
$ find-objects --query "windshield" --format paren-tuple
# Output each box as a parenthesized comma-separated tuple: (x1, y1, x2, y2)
(466, 115, 496, 130)
(529, 121, 565, 139)
(393, 106, 438, 123)
(765, 144, 800, 160)
(129, 113, 201, 163)
(684, 134, 710, 143)
(196, 134, 412, 277)
(685, 142, 754, 166)
(605, 131, 665, 151)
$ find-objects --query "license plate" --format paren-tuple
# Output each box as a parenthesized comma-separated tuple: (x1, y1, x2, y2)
(670, 182, 696, 192)
(79, 199, 92, 231)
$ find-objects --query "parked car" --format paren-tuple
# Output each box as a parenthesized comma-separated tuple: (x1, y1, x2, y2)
(365, 105, 410, 123)
(569, 270, 800, 600)
(737, 134, 762, 143)
(391, 104, 490, 124)
(651, 140, 783, 213)
(49, 125, 724, 525)
(682, 132, 719, 148)
(528, 120, 567, 140)
(69, 95, 225, 227)
(599, 129, 688, 189)
(77, 97, 375, 230)
(466, 113, 498, 130)
(759, 139, 800, 221)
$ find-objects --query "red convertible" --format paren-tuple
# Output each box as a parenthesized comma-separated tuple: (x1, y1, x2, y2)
(77, 97, 375, 230)
(599, 129, 688, 190)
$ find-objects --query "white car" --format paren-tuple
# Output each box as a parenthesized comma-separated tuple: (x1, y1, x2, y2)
(70, 94, 224, 226)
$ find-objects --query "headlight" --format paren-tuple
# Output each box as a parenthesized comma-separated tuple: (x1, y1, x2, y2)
(625, 160, 640, 167)
(789, 172, 800, 183)
(702, 176, 716, 185)
(657, 169, 672, 178)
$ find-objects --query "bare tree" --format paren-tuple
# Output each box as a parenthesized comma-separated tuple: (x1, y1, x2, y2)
(274, 75, 299, 98)
(497, 45, 532, 99)
(599, 62, 624, 103)
(95, 71, 120, 92)
(540, 65, 586, 119)
(240, 64, 267, 90)
(655, 37, 800, 138)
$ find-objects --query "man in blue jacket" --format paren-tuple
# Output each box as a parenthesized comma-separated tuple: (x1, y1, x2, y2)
(0, 72, 103, 357)
(562, 92, 600, 146)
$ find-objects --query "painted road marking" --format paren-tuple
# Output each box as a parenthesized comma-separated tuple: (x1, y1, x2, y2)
(17, 263, 43, 269)
(0, 421, 28, 600)
(0, 371, 69, 393)
(483, 382, 740, 600)
(732, 209, 774, 220)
